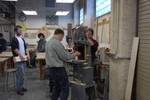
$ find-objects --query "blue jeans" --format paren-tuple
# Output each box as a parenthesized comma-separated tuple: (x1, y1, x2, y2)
(15, 61, 26, 91)
(50, 67, 69, 100)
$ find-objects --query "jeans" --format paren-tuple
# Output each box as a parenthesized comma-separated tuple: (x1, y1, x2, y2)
(15, 61, 26, 91)
(50, 67, 69, 100)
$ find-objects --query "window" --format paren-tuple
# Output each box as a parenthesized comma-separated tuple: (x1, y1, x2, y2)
(96, 0, 111, 17)
(80, 8, 83, 24)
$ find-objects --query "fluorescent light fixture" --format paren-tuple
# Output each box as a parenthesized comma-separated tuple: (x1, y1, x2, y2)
(2, 0, 18, 1)
(55, 11, 69, 16)
(23, 11, 37, 15)
(56, 0, 75, 3)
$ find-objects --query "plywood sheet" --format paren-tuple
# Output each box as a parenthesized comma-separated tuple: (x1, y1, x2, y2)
(125, 37, 139, 100)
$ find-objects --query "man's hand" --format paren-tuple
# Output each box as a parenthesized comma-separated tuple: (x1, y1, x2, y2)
(19, 55, 25, 61)
(26, 54, 30, 60)
(73, 51, 81, 56)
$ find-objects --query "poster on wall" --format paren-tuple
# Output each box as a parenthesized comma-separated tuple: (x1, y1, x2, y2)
(46, 10, 58, 25)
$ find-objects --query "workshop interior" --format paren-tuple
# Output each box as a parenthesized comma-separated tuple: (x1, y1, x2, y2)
(0, 0, 149, 100)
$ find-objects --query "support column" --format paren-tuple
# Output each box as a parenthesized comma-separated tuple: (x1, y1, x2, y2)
(109, 0, 137, 100)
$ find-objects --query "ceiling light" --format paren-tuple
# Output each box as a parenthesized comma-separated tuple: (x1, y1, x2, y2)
(23, 11, 37, 15)
(56, 0, 75, 3)
(55, 11, 69, 16)
(2, 0, 18, 1)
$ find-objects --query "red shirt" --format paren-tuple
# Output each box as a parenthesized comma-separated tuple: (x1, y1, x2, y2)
(90, 38, 98, 62)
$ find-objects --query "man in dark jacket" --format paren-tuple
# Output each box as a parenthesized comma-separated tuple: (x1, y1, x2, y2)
(11, 25, 30, 95)
(0, 33, 7, 53)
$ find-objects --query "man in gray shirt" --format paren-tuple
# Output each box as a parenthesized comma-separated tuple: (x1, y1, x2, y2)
(45, 28, 80, 100)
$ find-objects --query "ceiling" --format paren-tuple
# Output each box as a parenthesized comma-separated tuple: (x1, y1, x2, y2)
(0, 0, 78, 24)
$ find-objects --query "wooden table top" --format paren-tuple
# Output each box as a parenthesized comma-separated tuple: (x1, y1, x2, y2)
(36, 53, 45, 60)
(0, 58, 8, 64)
(102, 61, 109, 65)
(0, 52, 13, 57)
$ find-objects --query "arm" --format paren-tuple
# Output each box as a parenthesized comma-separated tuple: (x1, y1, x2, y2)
(26, 49, 30, 60)
(91, 40, 98, 51)
(54, 42, 80, 62)
(14, 49, 25, 61)
(23, 38, 30, 60)
(87, 38, 94, 46)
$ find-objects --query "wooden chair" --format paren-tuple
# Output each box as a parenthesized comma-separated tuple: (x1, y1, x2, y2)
(4, 58, 16, 89)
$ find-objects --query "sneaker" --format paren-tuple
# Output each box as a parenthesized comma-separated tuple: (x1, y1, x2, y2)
(17, 91, 24, 95)
(22, 88, 28, 92)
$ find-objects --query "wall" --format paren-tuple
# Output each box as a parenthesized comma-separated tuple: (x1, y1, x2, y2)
(0, 24, 14, 42)
(73, 0, 110, 48)
(109, 0, 137, 100)
(73, 0, 80, 27)
(95, 14, 111, 48)
(84, 0, 95, 28)
(15, 0, 73, 47)
(15, 0, 45, 29)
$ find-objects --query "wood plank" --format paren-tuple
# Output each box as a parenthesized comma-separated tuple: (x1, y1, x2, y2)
(125, 37, 139, 100)
(36, 53, 45, 60)
(0, 58, 8, 63)
(26, 27, 67, 30)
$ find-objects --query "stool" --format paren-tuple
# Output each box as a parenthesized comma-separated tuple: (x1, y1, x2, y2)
(5, 68, 16, 89)
(4, 60, 16, 89)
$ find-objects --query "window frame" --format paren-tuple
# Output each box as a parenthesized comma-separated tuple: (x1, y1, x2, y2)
(80, 8, 84, 25)
(96, 0, 111, 18)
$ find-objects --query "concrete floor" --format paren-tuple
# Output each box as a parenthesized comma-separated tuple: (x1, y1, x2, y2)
(0, 67, 101, 100)
(0, 67, 50, 100)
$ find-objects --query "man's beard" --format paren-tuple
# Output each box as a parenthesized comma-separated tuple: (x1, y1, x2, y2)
(16, 33, 21, 36)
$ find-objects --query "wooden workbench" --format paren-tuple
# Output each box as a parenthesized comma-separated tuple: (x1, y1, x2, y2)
(36, 53, 48, 79)
(0, 58, 9, 74)
(0, 52, 14, 68)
